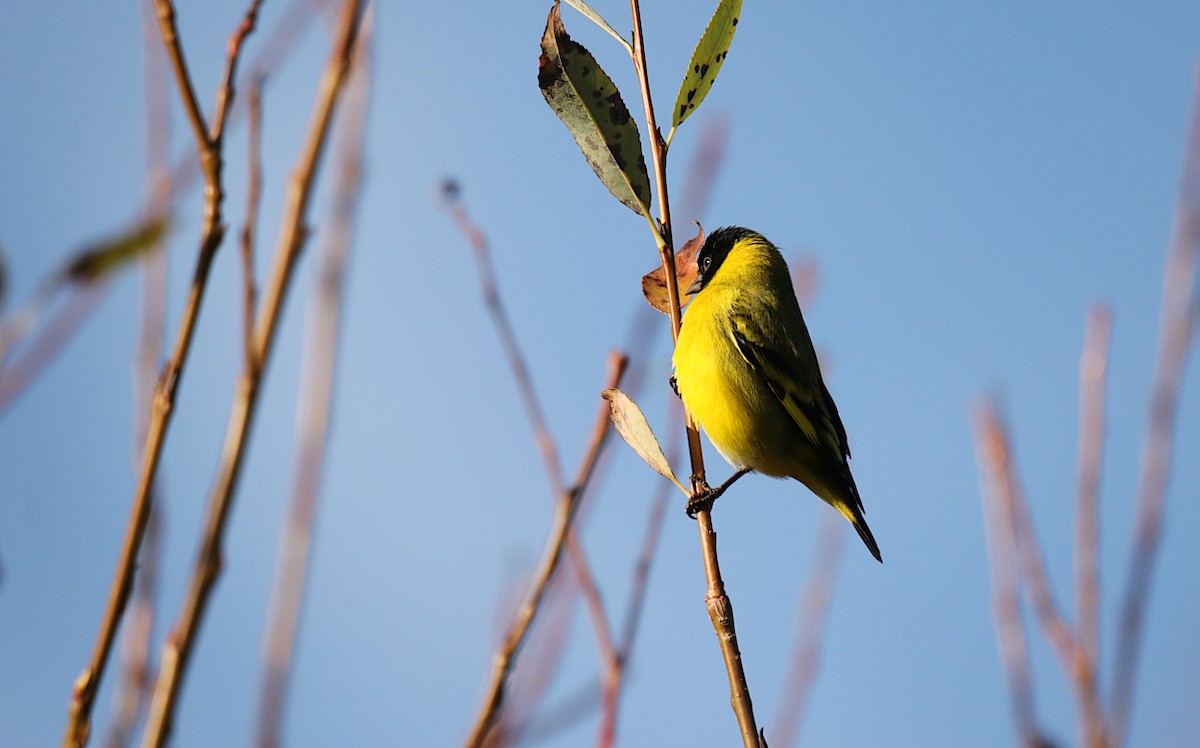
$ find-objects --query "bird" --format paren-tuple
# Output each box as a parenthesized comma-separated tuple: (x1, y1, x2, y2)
(671, 226, 882, 562)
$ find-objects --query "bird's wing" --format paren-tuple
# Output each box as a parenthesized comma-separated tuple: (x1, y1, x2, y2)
(729, 312, 850, 461)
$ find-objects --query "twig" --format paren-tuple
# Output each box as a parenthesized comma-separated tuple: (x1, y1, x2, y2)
(1110, 66, 1200, 748)
(596, 396, 679, 748)
(241, 77, 263, 365)
(770, 514, 845, 748)
(443, 184, 566, 498)
(464, 352, 628, 748)
(1007, 450, 1105, 737)
(102, 11, 173, 743)
(140, 2, 365, 745)
(485, 567, 579, 747)
(61, 0, 264, 738)
(157, 0, 320, 210)
(103, 505, 161, 748)
(627, 1, 760, 744)
(442, 183, 628, 744)
(253, 10, 371, 747)
(986, 397, 1109, 746)
(1074, 303, 1110, 730)
(973, 402, 1043, 748)
(595, 283, 698, 746)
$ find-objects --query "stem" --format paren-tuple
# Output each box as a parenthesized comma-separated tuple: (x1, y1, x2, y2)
(1074, 304, 1110, 748)
(1110, 66, 1200, 748)
(61, 0, 263, 742)
(628, 2, 759, 745)
(445, 182, 629, 742)
(973, 403, 1043, 748)
(254, 12, 371, 745)
(140, 3, 365, 744)
(240, 78, 263, 366)
(463, 353, 629, 747)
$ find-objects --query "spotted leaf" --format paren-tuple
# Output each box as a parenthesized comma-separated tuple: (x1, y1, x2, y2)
(671, 0, 742, 129)
(539, 2, 651, 216)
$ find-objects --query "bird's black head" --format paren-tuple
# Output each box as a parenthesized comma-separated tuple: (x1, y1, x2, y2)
(688, 226, 754, 295)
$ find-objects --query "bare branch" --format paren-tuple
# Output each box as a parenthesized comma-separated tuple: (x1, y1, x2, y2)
(61, 3, 267, 744)
(627, 1, 759, 743)
(464, 353, 628, 747)
(973, 402, 1043, 748)
(240, 78, 263, 365)
(254, 9, 372, 745)
(1074, 305, 1110, 683)
(140, 3, 366, 745)
(102, 505, 161, 748)
(1110, 66, 1200, 748)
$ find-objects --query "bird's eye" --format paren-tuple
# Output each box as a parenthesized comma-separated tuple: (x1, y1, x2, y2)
(702, 256, 711, 272)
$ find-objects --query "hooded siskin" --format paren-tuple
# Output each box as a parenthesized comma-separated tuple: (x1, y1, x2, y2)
(672, 226, 882, 562)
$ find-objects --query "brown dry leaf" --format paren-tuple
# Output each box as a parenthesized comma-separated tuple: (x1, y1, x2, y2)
(641, 223, 704, 314)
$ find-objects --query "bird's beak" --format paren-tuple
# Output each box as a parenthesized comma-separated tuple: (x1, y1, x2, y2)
(685, 274, 704, 296)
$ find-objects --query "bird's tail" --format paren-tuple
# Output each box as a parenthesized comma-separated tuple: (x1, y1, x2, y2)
(833, 500, 882, 563)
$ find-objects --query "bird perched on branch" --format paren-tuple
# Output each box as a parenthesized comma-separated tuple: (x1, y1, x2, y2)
(672, 226, 882, 562)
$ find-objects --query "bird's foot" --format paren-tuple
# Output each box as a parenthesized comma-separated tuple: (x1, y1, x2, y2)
(685, 467, 753, 518)
(686, 478, 716, 518)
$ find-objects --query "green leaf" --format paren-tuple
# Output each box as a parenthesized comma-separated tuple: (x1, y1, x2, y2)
(64, 216, 169, 283)
(539, 1, 651, 216)
(671, 0, 742, 130)
(601, 388, 687, 494)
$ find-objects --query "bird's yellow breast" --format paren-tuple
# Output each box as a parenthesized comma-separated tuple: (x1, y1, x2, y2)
(672, 280, 801, 478)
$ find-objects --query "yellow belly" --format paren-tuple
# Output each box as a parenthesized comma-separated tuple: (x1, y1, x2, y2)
(673, 308, 799, 478)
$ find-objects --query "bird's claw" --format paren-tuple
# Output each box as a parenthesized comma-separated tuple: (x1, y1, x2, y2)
(686, 477, 715, 518)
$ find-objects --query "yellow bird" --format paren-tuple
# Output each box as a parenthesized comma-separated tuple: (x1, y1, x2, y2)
(672, 226, 882, 562)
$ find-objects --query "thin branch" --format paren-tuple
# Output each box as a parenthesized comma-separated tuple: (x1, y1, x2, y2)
(441, 182, 566, 499)
(101, 11, 173, 743)
(1007, 456, 1097, 697)
(1110, 66, 1200, 748)
(464, 352, 628, 748)
(596, 337, 686, 747)
(628, 1, 759, 744)
(157, 0, 321, 210)
(973, 402, 1043, 748)
(254, 11, 371, 744)
(993, 399, 1108, 746)
(210, 0, 264, 146)
(1074, 305, 1110, 684)
(443, 182, 629, 744)
(1, 1, 318, 413)
(62, 0, 265, 737)
(485, 567, 579, 748)
(103, 505, 161, 748)
(770, 514, 845, 748)
(150, 0, 211, 160)
(140, 3, 365, 745)
(241, 77, 263, 365)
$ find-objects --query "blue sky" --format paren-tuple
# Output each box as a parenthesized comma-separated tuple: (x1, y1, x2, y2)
(1, 1, 1198, 746)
